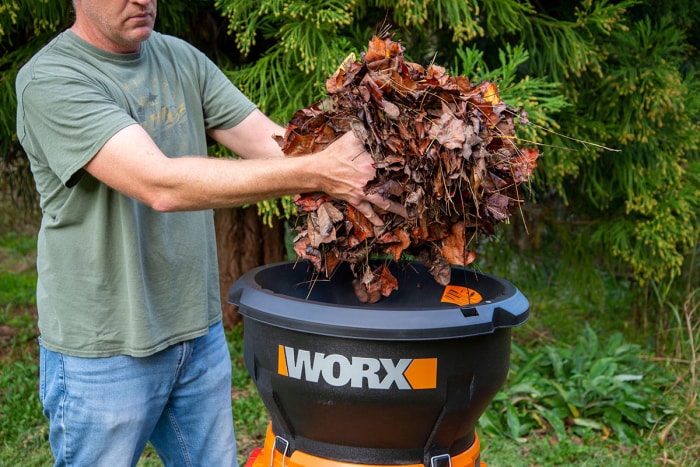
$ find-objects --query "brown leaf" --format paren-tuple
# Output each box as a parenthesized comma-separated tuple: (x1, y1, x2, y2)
(420, 250, 451, 286)
(353, 279, 381, 304)
(346, 205, 375, 242)
(384, 228, 411, 260)
(440, 222, 477, 266)
(293, 236, 322, 270)
(511, 147, 540, 183)
(485, 193, 511, 221)
(364, 35, 404, 63)
(283, 130, 318, 156)
(286, 32, 539, 301)
(377, 264, 399, 297)
(318, 201, 344, 223)
(427, 105, 467, 150)
(294, 193, 333, 212)
(352, 264, 399, 303)
(308, 202, 343, 248)
(324, 251, 340, 277)
(441, 222, 466, 265)
(381, 99, 401, 119)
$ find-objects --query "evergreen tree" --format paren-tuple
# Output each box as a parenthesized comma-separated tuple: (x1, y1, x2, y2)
(1, 0, 698, 323)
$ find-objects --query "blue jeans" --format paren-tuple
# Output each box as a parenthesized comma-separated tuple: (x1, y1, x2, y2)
(39, 321, 238, 467)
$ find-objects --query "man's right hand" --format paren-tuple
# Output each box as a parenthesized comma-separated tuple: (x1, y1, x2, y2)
(317, 131, 407, 226)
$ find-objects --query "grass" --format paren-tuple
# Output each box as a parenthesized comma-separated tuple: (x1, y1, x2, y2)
(1, 232, 698, 466)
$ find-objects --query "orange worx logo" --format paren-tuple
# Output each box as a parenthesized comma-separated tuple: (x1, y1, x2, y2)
(278, 345, 437, 390)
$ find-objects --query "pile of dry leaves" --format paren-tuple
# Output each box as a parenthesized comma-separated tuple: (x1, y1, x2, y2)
(278, 34, 539, 303)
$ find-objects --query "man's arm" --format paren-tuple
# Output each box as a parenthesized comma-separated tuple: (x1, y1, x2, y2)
(206, 109, 287, 159)
(84, 109, 404, 224)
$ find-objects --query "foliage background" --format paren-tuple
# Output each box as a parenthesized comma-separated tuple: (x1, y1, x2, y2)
(2, 0, 698, 315)
(0, 1, 698, 464)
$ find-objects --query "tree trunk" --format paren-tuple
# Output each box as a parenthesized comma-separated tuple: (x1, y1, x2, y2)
(215, 206, 286, 328)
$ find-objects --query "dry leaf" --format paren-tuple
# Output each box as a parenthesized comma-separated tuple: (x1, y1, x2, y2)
(282, 33, 539, 302)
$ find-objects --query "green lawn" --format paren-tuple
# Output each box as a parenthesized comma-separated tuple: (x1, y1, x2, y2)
(1, 232, 698, 466)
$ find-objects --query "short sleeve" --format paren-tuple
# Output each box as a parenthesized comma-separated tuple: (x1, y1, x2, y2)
(17, 72, 136, 186)
(179, 41, 257, 130)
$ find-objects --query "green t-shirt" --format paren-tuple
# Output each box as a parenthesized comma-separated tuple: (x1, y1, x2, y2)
(16, 30, 257, 357)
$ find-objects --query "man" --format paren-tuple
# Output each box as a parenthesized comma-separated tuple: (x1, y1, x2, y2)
(16, 0, 402, 465)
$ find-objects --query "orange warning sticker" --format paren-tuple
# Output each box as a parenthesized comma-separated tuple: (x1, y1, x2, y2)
(441, 285, 483, 306)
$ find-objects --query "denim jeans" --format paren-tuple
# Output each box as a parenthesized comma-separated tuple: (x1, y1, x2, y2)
(39, 321, 238, 467)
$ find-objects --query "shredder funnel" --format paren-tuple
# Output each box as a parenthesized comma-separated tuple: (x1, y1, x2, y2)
(228, 261, 529, 466)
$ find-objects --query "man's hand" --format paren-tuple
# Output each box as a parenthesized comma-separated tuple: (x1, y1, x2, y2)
(318, 132, 407, 226)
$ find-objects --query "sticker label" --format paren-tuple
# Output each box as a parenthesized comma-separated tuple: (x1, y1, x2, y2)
(278, 345, 437, 390)
(441, 285, 483, 306)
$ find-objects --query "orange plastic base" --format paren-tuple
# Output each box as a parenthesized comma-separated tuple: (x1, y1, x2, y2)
(245, 424, 486, 467)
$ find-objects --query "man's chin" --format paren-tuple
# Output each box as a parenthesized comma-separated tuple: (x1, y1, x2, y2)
(122, 28, 154, 48)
